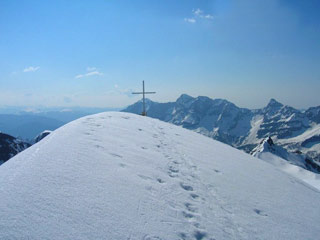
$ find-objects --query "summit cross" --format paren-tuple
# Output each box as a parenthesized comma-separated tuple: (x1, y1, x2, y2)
(132, 81, 156, 116)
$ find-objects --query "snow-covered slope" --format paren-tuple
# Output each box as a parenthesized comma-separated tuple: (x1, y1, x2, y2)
(0, 112, 320, 239)
(251, 137, 308, 169)
(251, 137, 320, 189)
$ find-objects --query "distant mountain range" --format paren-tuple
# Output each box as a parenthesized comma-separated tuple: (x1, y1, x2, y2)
(123, 94, 320, 170)
(0, 106, 120, 140)
(0, 114, 64, 140)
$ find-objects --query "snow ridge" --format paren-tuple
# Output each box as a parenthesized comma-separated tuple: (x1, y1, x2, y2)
(0, 112, 319, 239)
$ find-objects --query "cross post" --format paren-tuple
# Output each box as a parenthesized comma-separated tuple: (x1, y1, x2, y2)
(132, 81, 156, 116)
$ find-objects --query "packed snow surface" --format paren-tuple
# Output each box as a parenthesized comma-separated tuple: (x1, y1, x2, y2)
(0, 112, 319, 240)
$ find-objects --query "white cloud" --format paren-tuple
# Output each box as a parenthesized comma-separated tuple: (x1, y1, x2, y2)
(184, 18, 196, 23)
(193, 8, 203, 16)
(86, 71, 103, 77)
(203, 14, 214, 19)
(23, 66, 40, 72)
(75, 74, 84, 79)
(185, 8, 214, 23)
(75, 68, 103, 79)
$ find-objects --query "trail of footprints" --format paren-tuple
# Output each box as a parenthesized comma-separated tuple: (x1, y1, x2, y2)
(83, 118, 225, 240)
(152, 126, 214, 240)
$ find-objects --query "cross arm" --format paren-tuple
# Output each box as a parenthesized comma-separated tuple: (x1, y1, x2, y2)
(132, 92, 156, 94)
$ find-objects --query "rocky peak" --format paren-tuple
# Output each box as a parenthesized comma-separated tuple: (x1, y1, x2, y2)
(0, 133, 30, 165)
(176, 94, 194, 103)
(266, 98, 283, 109)
(34, 130, 52, 143)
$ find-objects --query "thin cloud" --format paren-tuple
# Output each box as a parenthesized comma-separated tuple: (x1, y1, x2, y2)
(75, 68, 103, 79)
(23, 66, 40, 72)
(192, 8, 203, 16)
(185, 8, 214, 23)
(75, 74, 85, 79)
(86, 71, 103, 77)
(203, 14, 214, 19)
(184, 18, 196, 23)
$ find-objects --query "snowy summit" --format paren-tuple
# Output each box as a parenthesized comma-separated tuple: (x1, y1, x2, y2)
(0, 112, 319, 239)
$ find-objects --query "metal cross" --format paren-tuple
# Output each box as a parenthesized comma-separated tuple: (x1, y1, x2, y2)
(132, 81, 156, 116)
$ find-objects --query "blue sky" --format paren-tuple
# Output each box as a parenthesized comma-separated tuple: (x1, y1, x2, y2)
(0, 0, 319, 109)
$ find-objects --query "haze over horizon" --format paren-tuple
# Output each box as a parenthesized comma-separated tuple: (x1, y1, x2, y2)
(1, 0, 319, 109)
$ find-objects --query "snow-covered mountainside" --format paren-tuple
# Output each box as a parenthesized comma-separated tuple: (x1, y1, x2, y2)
(251, 137, 320, 189)
(252, 137, 320, 172)
(123, 95, 320, 169)
(0, 132, 30, 165)
(0, 112, 319, 239)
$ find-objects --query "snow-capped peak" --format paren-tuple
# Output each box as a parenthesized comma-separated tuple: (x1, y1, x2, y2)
(251, 136, 320, 189)
(34, 130, 52, 143)
(251, 137, 275, 155)
(252, 136, 306, 168)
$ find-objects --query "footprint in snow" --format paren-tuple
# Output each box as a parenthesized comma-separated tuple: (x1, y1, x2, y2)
(109, 153, 123, 158)
(167, 164, 179, 177)
(143, 235, 162, 240)
(254, 209, 268, 216)
(193, 222, 204, 229)
(157, 178, 165, 183)
(119, 163, 126, 168)
(182, 211, 194, 219)
(180, 183, 193, 191)
(184, 202, 197, 213)
(95, 144, 104, 149)
(178, 232, 187, 240)
(121, 116, 130, 119)
(190, 193, 199, 199)
(168, 172, 178, 178)
(194, 231, 208, 240)
(168, 165, 179, 173)
(138, 174, 152, 181)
